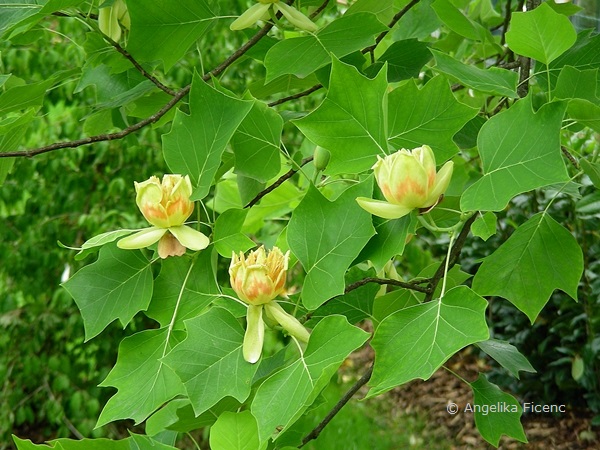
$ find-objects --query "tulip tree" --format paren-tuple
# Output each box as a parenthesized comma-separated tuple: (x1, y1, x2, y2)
(1, 0, 595, 448)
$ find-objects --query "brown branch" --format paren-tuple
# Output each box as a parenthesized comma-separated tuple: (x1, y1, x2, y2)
(500, 0, 512, 47)
(300, 364, 374, 447)
(517, 0, 541, 98)
(423, 214, 478, 302)
(345, 277, 430, 294)
(244, 157, 313, 208)
(1, 15, 279, 158)
(102, 34, 177, 96)
(268, 84, 323, 107)
(309, 0, 330, 18)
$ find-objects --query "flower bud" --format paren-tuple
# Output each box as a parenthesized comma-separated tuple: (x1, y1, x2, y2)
(229, 246, 289, 305)
(313, 146, 331, 171)
(99, 0, 130, 41)
(135, 174, 194, 229)
(117, 174, 209, 258)
(356, 145, 453, 219)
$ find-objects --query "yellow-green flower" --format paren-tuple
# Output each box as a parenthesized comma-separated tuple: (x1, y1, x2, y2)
(230, 246, 310, 363)
(117, 175, 209, 258)
(356, 145, 453, 219)
(230, 0, 317, 32)
(99, 0, 130, 41)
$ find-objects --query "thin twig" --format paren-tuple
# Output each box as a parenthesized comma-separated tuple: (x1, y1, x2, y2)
(268, 84, 323, 107)
(244, 157, 313, 208)
(309, 0, 330, 18)
(500, 0, 512, 46)
(345, 277, 430, 294)
(102, 34, 177, 96)
(300, 365, 374, 447)
(424, 214, 478, 302)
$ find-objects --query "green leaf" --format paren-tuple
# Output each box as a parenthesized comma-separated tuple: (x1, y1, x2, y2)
(163, 73, 253, 201)
(264, 13, 387, 81)
(505, 2, 576, 65)
(62, 243, 153, 341)
(477, 339, 536, 379)
(470, 375, 528, 446)
(471, 212, 497, 241)
(472, 212, 583, 323)
(230, 101, 282, 183)
(345, 0, 395, 23)
(287, 182, 375, 310)
(213, 209, 255, 258)
(357, 213, 417, 271)
(431, 0, 491, 42)
(0, 0, 43, 38)
(146, 397, 239, 435)
(536, 30, 600, 91)
(581, 159, 600, 189)
(372, 289, 420, 324)
(0, 76, 57, 116)
(210, 411, 267, 450)
(162, 307, 259, 416)
(567, 99, 600, 133)
(554, 66, 599, 104)
(293, 57, 388, 175)
(393, 0, 441, 40)
(97, 328, 186, 427)
(13, 436, 131, 450)
(0, 109, 35, 185)
(127, 0, 218, 70)
(252, 316, 370, 441)
(387, 76, 478, 162)
(369, 286, 489, 396)
(366, 39, 432, 82)
(572, 355, 584, 381)
(74, 229, 138, 260)
(430, 49, 518, 98)
(460, 97, 569, 212)
(145, 250, 219, 329)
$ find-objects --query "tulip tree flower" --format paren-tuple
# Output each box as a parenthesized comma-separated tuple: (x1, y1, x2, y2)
(230, 0, 317, 32)
(117, 175, 209, 258)
(98, 0, 130, 42)
(229, 246, 310, 363)
(356, 145, 454, 220)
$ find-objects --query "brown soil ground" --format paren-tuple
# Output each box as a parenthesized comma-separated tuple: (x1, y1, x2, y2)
(349, 346, 599, 450)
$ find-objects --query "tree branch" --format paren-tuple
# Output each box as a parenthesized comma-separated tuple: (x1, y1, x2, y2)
(345, 277, 431, 294)
(102, 34, 177, 96)
(1, 10, 280, 158)
(244, 157, 313, 208)
(300, 364, 374, 447)
(268, 84, 324, 107)
(423, 214, 478, 302)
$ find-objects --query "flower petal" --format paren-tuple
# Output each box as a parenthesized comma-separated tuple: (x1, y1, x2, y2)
(230, 3, 271, 30)
(117, 227, 167, 249)
(169, 225, 210, 251)
(355, 197, 413, 219)
(425, 160, 454, 207)
(265, 302, 310, 342)
(274, 3, 318, 32)
(243, 304, 264, 363)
